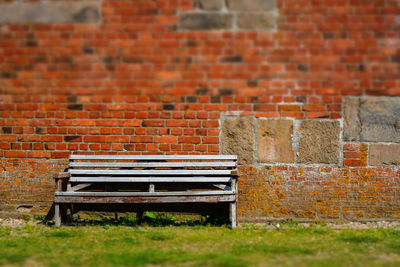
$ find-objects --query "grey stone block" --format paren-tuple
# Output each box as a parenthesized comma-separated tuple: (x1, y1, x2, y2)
(237, 12, 277, 30)
(194, 0, 225, 11)
(222, 117, 255, 165)
(258, 119, 294, 163)
(360, 97, 400, 143)
(369, 144, 400, 166)
(227, 0, 276, 12)
(298, 120, 341, 164)
(0, 1, 101, 24)
(343, 97, 400, 143)
(180, 13, 233, 30)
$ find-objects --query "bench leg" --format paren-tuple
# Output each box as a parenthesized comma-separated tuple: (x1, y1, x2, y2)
(55, 203, 61, 227)
(136, 209, 144, 224)
(231, 202, 237, 229)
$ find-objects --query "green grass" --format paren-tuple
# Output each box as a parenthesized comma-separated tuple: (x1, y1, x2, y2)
(0, 222, 399, 266)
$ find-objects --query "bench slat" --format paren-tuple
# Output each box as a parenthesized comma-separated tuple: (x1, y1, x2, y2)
(69, 161, 236, 168)
(55, 195, 236, 204)
(69, 155, 237, 160)
(70, 169, 232, 176)
(56, 191, 234, 197)
(69, 176, 232, 183)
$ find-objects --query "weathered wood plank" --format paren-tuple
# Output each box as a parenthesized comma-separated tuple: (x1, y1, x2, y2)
(55, 195, 236, 204)
(69, 176, 232, 183)
(70, 183, 92, 192)
(70, 169, 232, 176)
(70, 155, 237, 160)
(213, 184, 232, 191)
(69, 161, 236, 168)
(55, 204, 61, 227)
(231, 202, 237, 229)
(54, 172, 71, 179)
(56, 191, 234, 197)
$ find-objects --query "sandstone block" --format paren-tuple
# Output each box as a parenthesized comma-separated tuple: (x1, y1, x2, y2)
(222, 117, 255, 165)
(257, 119, 294, 163)
(369, 144, 400, 166)
(237, 12, 277, 30)
(343, 97, 361, 141)
(0, 1, 101, 24)
(298, 120, 340, 164)
(343, 96, 400, 143)
(227, 0, 276, 12)
(194, 0, 225, 11)
(180, 13, 233, 30)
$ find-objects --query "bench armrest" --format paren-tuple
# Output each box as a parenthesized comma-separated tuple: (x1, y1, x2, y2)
(54, 172, 71, 179)
(54, 172, 70, 192)
(231, 170, 239, 178)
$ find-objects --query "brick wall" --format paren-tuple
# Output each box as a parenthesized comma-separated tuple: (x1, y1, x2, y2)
(1, 0, 399, 221)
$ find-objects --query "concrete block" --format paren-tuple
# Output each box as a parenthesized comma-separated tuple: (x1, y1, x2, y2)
(237, 12, 277, 30)
(194, 0, 225, 11)
(369, 144, 400, 166)
(180, 13, 233, 30)
(343, 96, 400, 143)
(257, 119, 294, 163)
(222, 117, 255, 165)
(227, 0, 276, 12)
(298, 120, 340, 164)
(0, 1, 101, 24)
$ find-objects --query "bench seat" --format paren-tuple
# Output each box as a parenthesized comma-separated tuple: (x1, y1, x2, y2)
(54, 154, 238, 227)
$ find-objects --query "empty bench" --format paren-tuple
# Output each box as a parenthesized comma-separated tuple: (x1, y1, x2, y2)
(54, 154, 238, 227)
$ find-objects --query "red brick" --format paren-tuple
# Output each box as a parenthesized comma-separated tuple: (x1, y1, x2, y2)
(344, 159, 364, 167)
(131, 136, 153, 143)
(344, 151, 362, 159)
(343, 143, 360, 151)
(278, 105, 301, 111)
(154, 136, 178, 143)
(178, 136, 201, 144)
(202, 120, 219, 128)
(202, 137, 219, 144)
(0, 143, 10, 149)
(51, 152, 71, 158)
(84, 136, 106, 143)
(41, 136, 63, 142)
(166, 120, 188, 127)
(5, 151, 26, 158)
(96, 120, 119, 127)
(106, 136, 130, 143)
(28, 151, 51, 158)
(0, 135, 17, 142)
(303, 104, 326, 111)
(143, 120, 164, 127)
(306, 112, 330, 118)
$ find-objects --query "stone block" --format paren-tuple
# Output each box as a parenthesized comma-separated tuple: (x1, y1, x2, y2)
(194, 0, 225, 11)
(298, 120, 340, 164)
(360, 97, 400, 142)
(180, 13, 233, 30)
(343, 97, 360, 141)
(0, 1, 101, 24)
(222, 117, 255, 165)
(257, 119, 294, 163)
(237, 12, 277, 30)
(227, 0, 276, 12)
(369, 144, 400, 166)
(343, 96, 400, 143)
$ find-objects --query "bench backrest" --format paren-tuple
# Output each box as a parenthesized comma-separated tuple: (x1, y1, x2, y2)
(68, 155, 237, 183)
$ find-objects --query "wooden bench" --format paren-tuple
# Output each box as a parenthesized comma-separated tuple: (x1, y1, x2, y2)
(54, 155, 238, 228)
